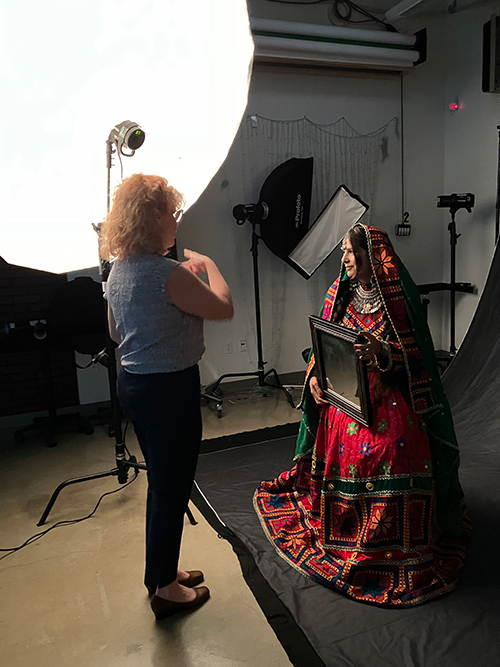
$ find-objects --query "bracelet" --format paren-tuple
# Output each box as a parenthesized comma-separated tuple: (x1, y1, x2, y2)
(375, 340, 392, 372)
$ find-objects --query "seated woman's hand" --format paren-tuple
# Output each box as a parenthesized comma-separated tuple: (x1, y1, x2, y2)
(354, 332, 382, 363)
(309, 375, 329, 406)
(183, 249, 212, 275)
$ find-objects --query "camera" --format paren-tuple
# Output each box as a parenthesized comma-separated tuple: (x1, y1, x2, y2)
(437, 193, 475, 213)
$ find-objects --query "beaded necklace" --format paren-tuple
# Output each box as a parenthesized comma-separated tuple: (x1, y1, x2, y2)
(349, 277, 382, 314)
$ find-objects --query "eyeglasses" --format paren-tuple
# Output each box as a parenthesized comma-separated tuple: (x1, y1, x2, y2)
(173, 209, 184, 224)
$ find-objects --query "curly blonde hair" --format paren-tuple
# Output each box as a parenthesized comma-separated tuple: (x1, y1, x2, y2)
(99, 173, 184, 260)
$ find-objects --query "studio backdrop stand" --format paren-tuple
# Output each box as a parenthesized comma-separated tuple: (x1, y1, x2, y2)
(38, 121, 197, 526)
(205, 207, 295, 408)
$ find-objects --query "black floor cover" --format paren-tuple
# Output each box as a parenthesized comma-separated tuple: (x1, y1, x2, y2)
(194, 244, 500, 667)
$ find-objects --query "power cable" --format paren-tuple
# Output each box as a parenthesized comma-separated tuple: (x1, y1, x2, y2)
(0, 419, 141, 560)
(329, 0, 397, 30)
(0, 468, 139, 560)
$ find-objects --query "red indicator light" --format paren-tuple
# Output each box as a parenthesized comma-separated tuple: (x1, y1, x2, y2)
(449, 102, 458, 110)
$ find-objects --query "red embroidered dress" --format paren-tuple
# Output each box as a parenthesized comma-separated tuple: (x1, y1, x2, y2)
(254, 226, 468, 607)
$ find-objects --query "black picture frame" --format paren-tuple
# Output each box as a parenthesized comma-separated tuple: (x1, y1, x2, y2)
(309, 315, 372, 427)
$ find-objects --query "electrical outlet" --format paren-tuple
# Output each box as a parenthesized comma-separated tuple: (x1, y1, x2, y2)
(224, 341, 233, 354)
(239, 340, 247, 352)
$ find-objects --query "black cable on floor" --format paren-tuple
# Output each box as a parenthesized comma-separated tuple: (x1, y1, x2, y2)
(0, 468, 139, 560)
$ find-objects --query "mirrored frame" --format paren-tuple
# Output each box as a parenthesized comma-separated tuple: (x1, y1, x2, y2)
(309, 315, 372, 427)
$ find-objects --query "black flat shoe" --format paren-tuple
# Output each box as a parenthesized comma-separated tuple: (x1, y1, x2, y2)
(151, 586, 210, 620)
(146, 570, 205, 597)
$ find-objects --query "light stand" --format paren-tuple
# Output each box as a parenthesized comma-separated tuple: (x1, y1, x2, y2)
(437, 193, 475, 357)
(205, 204, 294, 407)
(448, 208, 459, 357)
(38, 121, 196, 526)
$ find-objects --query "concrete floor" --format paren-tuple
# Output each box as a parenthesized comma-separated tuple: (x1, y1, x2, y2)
(0, 384, 301, 667)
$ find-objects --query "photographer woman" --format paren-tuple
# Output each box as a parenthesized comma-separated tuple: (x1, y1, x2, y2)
(100, 173, 233, 620)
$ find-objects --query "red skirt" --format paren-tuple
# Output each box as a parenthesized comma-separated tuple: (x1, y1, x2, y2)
(254, 374, 468, 607)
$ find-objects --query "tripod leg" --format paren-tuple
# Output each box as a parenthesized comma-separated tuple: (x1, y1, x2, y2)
(263, 368, 296, 408)
(205, 371, 259, 397)
(37, 468, 120, 526)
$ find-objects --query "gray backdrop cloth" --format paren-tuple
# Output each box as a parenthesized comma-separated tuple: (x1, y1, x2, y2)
(194, 241, 500, 666)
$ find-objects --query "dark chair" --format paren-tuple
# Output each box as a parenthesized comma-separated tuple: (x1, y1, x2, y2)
(14, 277, 109, 447)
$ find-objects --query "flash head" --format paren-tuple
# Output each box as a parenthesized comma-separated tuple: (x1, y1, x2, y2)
(108, 120, 145, 156)
(233, 202, 269, 224)
(437, 193, 475, 213)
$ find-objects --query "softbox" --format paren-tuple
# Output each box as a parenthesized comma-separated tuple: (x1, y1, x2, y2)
(258, 157, 314, 260)
(256, 158, 368, 279)
(288, 185, 368, 279)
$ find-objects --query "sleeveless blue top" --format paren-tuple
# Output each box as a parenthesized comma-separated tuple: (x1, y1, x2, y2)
(107, 255, 205, 374)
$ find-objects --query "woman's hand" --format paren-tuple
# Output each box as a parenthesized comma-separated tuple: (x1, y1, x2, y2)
(183, 248, 212, 276)
(354, 332, 382, 363)
(309, 375, 329, 406)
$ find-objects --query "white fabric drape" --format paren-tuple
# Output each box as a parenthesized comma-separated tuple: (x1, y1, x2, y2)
(226, 115, 396, 373)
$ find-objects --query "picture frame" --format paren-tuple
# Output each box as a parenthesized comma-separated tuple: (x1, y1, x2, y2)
(309, 315, 372, 427)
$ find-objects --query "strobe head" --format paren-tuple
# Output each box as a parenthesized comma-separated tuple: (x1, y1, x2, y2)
(232, 202, 269, 224)
(437, 193, 475, 213)
(108, 120, 145, 156)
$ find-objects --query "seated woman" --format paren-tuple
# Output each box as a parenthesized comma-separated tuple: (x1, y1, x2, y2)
(254, 224, 470, 608)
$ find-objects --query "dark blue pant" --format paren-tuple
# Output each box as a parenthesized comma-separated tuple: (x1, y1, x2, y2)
(118, 364, 202, 589)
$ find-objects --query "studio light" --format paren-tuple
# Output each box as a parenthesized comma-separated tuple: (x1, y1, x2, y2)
(437, 193, 475, 213)
(108, 120, 146, 156)
(233, 203, 269, 224)
(231, 158, 368, 279)
(105, 121, 145, 213)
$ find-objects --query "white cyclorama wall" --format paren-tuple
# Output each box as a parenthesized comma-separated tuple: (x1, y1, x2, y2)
(0, 1, 253, 275)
